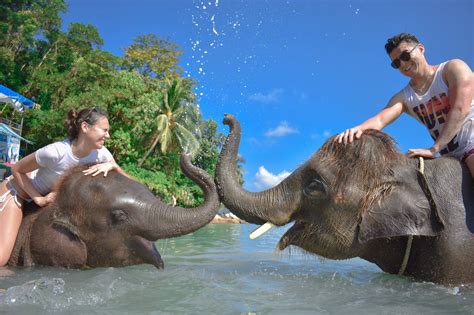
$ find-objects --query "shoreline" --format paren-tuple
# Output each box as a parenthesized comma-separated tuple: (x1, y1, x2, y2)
(210, 213, 245, 224)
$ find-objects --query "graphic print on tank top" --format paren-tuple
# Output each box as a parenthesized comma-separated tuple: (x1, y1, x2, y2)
(410, 92, 459, 155)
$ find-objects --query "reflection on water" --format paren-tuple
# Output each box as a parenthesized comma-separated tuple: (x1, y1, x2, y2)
(1, 224, 472, 314)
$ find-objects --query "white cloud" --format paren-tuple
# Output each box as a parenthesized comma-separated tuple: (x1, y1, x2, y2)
(254, 166, 291, 190)
(265, 121, 299, 137)
(248, 89, 283, 103)
(310, 130, 332, 139)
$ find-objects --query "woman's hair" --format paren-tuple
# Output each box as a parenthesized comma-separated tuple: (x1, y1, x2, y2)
(65, 107, 108, 141)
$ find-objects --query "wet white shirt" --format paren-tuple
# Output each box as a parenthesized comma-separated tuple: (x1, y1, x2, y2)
(29, 140, 114, 195)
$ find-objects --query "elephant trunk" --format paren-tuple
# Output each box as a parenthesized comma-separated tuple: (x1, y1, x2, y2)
(215, 114, 300, 226)
(141, 153, 220, 240)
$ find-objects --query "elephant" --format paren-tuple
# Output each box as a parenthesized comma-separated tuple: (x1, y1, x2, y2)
(8, 153, 220, 269)
(215, 114, 474, 285)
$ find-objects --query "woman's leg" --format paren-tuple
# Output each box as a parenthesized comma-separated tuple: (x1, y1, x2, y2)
(0, 186, 23, 266)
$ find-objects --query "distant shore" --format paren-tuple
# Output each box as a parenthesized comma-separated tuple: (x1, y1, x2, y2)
(210, 210, 245, 224)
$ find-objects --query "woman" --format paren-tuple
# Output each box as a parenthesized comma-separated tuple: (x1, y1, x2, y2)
(0, 107, 127, 266)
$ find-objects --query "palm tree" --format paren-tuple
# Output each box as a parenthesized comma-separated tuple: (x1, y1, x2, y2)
(138, 78, 200, 167)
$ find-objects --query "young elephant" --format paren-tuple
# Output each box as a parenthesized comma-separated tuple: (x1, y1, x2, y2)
(216, 114, 474, 285)
(8, 153, 219, 269)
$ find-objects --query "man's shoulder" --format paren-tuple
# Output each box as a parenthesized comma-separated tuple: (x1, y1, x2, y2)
(443, 59, 471, 72)
(442, 59, 472, 82)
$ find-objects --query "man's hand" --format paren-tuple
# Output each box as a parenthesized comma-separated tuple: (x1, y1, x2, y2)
(83, 161, 118, 177)
(406, 146, 439, 159)
(33, 191, 57, 207)
(335, 127, 364, 144)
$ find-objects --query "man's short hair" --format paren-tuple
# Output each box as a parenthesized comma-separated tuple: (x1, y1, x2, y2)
(385, 33, 420, 54)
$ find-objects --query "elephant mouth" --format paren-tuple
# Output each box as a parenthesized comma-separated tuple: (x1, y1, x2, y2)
(277, 220, 306, 251)
(129, 236, 164, 269)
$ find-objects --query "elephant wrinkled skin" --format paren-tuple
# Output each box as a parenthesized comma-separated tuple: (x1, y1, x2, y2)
(216, 114, 474, 285)
(8, 154, 220, 269)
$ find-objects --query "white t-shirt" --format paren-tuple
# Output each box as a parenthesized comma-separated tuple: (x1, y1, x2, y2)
(29, 140, 114, 195)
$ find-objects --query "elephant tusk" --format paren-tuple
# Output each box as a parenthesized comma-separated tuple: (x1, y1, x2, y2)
(249, 222, 274, 240)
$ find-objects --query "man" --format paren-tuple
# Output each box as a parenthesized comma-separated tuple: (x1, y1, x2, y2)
(335, 33, 474, 178)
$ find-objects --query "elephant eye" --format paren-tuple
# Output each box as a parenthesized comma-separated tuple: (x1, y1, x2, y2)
(111, 209, 129, 225)
(304, 178, 326, 196)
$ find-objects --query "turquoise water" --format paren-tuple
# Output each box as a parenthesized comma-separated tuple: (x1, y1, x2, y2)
(0, 224, 472, 314)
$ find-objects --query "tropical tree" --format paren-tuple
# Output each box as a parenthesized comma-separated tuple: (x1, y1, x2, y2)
(123, 34, 183, 80)
(138, 77, 200, 166)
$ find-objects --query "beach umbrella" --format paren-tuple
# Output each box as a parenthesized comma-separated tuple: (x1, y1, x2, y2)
(0, 84, 35, 112)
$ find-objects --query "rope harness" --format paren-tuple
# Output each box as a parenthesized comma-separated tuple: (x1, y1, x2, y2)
(397, 157, 424, 275)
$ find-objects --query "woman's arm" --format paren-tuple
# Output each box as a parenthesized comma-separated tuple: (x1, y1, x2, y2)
(10, 153, 55, 207)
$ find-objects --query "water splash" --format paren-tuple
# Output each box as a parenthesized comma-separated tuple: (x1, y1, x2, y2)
(1, 277, 65, 307)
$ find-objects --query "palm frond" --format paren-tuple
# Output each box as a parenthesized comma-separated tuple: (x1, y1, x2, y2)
(174, 122, 200, 156)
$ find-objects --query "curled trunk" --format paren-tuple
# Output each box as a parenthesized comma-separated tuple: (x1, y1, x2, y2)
(215, 114, 300, 226)
(142, 153, 220, 240)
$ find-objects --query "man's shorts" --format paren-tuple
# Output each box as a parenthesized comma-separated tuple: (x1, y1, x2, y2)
(442, 118, 474, 162)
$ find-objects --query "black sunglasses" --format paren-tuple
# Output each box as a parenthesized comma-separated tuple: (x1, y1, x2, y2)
(390, 45, 419, 69)
(79, 107, 99, 125)
(84, 107, 97, 118)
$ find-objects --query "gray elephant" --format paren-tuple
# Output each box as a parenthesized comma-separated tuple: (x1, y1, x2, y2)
(8, 154, 219, 269)
(216, 114, 474, 285)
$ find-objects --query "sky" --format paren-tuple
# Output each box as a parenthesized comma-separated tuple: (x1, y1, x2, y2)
(62, 0, 473, 191)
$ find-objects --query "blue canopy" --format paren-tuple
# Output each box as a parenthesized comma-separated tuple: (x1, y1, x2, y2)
(0, 84, 35, 112)
(0, 123, 33, 144)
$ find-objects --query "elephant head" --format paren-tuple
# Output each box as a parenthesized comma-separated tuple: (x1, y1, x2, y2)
(216, 114, 449, 262)
(11, 153, 220, 269)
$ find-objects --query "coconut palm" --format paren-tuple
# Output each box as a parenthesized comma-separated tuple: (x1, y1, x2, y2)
(138, 77, 200, 167)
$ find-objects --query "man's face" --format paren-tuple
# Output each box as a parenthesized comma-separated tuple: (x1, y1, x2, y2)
(389, 41, 423, 77)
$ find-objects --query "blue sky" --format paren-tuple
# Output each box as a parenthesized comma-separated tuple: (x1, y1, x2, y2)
(63, 0, 473, 190)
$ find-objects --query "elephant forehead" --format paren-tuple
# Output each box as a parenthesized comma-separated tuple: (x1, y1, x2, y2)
(112, 192, 155, 208)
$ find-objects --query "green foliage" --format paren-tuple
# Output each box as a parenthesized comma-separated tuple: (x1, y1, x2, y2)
(124, 34, 182, 79)
(0, 1, 244, 206)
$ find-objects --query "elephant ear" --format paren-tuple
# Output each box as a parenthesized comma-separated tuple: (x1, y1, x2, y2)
(35, 214, 88, 268)
(52, 216, 82, 239)
(358, 180, 444, 243)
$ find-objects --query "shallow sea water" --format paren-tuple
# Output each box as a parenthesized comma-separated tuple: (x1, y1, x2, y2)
(0, 224, 472, 314)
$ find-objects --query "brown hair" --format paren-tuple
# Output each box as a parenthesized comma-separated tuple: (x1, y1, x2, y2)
(65, 107, 108, 141)
(385, 33, 420, 54)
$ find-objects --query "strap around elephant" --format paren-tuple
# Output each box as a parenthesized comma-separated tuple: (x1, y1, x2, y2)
(398, 157, 423, 276)
(398, 156, 443, 276)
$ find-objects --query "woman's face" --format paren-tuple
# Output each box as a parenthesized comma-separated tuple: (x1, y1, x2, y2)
(81, 116, 110, 149)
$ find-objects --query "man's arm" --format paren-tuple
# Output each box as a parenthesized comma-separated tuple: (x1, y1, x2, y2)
(336, 91, 405, 144)
(407, 59, 473, 158)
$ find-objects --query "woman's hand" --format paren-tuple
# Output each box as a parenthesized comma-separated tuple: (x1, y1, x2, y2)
(82, 161, 118, 177)
(33, 191, 57, 207)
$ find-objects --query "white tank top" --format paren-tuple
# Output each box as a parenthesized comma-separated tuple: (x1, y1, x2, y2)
(402, 61, 474, 156)
(29, 140, 114, 195)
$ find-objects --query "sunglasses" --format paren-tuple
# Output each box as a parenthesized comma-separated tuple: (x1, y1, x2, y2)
(390, 45, 418, 69)
(79, 107, 99, 125)
(84, 107, 97, 118)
